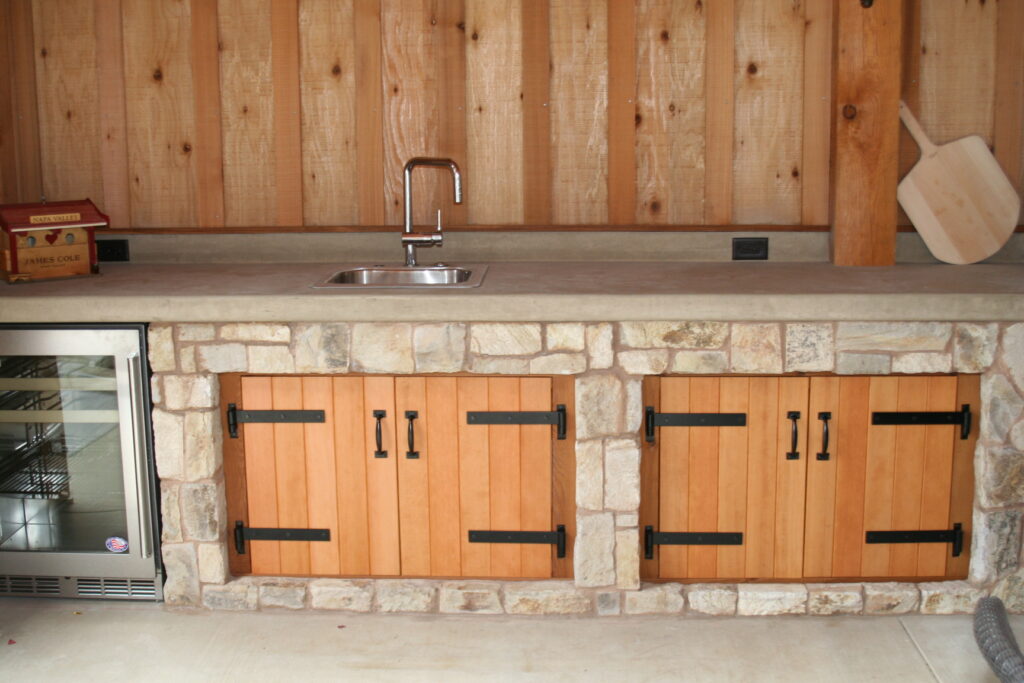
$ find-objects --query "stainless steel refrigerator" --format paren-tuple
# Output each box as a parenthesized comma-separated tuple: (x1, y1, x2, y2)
(0, 324, 161, 600)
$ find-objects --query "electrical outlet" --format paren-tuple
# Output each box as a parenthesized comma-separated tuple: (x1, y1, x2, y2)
(96, 239, 130, 262)
(732, 237, 768, 261)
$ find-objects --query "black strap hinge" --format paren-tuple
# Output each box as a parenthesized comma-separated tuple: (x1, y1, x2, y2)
(227, 403, 326, 438)
(234, 520, 331, 555)
(644, 525, 744, 559)
(466, 405, 567, 440)
(644, 406, 747, 443)
(871, 404, 972, 439)
(865, 523, 964, 557)
(468, 525, 566, 558)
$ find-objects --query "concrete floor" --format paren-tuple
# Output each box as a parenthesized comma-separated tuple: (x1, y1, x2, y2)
(0, 598, 1014, 682)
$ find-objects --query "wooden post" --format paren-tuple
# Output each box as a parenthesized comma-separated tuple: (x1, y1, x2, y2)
(830, 0, 902, 266)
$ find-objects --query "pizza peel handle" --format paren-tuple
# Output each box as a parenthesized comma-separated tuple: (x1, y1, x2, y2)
(897, 101, 1021, 265)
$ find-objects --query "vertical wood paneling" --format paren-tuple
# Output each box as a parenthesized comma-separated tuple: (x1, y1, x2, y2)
(354, 0, 386, 225)
(550, 0, 607, 224)
(897, 0, 922, 227)
(426, 377, 462, 576)
(381, 0, 468, 227)
(218, 0, 275, 226)
(241, 377, 280, 574)
(302, 376, 341, 576)
(703, 0, 734, 225)
(7, 0, 43, 202)
(687, 377, 719, 578)
(395, 377, 431, 576)
(33, 0, 102, 202)
(732, 0, 803, 224)
(830, 0, 901, 265)
(994, 0, 1024, 199)
(466, 0, 523, 224)
(800, 0, 832, 226)
(635, 0, 705, 225)
(95, 0, 131, 227)
(189, 0, 225, 228)
(487, 377, 522, 577)
(861, 377, 898, 576)
(919, 0, 996, 147)
(271, 0, 303, 226)
(717, 378, 748, 578)
(606, 0, 635, 225)
(334, 377, 371, 575)
(272, 376, 310, 574)
(520, 377, 552, 578)
(830, 376, 870, 578)
(123, 0, 197, 226)
(521, 0, 552, 224)
(0, 5, 17, 202)
(745, 377, 777, 578)
(457, 377, 490, 576)
(658, 377, 689, 578)
(916, 376, 957, 577)
(299, 0, 358, 226)
(774, 377, 808, 578)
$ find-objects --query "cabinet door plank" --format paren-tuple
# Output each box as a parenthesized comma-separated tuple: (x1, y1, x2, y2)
(241, 377, 280, 574)
(890, 377, 930, 576)
(658, 377, 690, 578)
(861, 377, 899, 576)
(302, 377, 340, 576)
(917, 376, 958, 576)
(457, 377, 490, 576)
(947, 374, 979, 578)
(426, 377, 462, 577)
(272, 376, 310, 574)
(717, 378, 749, 579)
(687, 377, 720, 578)
(396, 377, 431, 576)
(775, 377, 809, 579)
(363, 376, 400, 576)
(803, 376, 838, 578)
(745, 377, 778, 579)
(520, 377, 554, 578)
(831, 377, 871, 578)
(334, 377, 370, 575)
(487, 377, 523, 577)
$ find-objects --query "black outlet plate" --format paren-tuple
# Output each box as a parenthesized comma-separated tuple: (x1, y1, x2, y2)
(732, 237, 768, 260)
(96, 239, 130, 262)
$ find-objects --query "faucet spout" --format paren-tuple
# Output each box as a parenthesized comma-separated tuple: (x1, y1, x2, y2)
(401, 157, 462, 266)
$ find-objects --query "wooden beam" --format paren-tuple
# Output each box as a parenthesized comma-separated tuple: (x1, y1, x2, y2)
(830, 0, 902, 266)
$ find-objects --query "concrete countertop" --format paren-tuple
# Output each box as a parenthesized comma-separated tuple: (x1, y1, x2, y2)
(1, 261, 1022, 322)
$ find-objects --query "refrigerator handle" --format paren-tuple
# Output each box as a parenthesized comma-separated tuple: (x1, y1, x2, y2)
(127, 352, 153, 559)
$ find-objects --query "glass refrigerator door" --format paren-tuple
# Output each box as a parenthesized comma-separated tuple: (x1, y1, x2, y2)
(0, 327, 155, 579)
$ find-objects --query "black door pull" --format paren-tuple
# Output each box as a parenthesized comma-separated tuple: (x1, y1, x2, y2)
(817, 412, 832, 461)
(786, 411, 800, 460)
(373, 410, 387, 458)
(405, 410, 419, 459)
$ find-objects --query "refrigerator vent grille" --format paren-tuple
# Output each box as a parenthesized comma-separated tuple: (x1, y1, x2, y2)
(0, 575, 61, 595)
(76, 577, 157, 598)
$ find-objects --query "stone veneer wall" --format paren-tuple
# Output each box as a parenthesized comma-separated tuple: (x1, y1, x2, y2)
(147, 321, 1024, 616)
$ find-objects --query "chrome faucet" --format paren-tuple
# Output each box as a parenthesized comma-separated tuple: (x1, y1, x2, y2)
(401, 157, 462, 266)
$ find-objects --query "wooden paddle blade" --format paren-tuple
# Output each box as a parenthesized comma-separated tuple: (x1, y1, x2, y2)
(898, 135, 1021, 265)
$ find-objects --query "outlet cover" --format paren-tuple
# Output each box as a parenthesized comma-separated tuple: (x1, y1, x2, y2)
(732, 237, 768, 261)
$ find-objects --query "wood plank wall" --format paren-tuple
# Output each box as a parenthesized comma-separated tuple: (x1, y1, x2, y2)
(0, 1, 1019, 231)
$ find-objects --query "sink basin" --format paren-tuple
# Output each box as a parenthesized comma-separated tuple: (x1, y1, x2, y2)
(313, 264, 487, 289)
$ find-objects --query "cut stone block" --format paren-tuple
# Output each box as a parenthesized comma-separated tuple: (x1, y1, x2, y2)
(575, 513, 616, 587)
(731, 324, 783, 374)
(374, 580, 437, 613)
(221, 323, 290, 343)
(685, 584, 737, 616)
(503, 581, 592, 615)
(414, 324, 466, 373)
(736, 584, 807, 616)
(620, 322, 727, 350)
(785, 323, 835, 372)
(863, 582, 920, 615)
(546, 323, 586, 352)
(351, 323, 414, 373)
(807, 584, 863, 615)
(919, 581, 986, 615)
(309, 580, 374, 612)
(439, 582, 503, 614)
(469, 323, 542, 356)
(161, 543, 200, 607)
(202, 582, 258, 611)
(623, 583, 684, 615)
(258, 580, 308, 609)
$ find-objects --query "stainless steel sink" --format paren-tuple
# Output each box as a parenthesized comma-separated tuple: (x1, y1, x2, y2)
(313, 264, 487, 289)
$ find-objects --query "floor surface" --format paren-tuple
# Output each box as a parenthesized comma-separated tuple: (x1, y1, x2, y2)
(0, 598, 1015, 682)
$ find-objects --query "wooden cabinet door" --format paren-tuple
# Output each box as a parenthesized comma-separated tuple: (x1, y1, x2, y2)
(641, 376, 809, 581)
(224, 374, 574, 579)
(804, 375, 977, 580)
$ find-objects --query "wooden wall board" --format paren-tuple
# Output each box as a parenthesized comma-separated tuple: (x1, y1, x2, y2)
(800, 0, 832, 226)
(189, 0, 225, 228)
(521, 0, 552, 225)
(605, 0, 635, 225)
(354, 0, 386, 225)
(994, 0, 1024, 202)
(465, 0, 524, 225)
(830, 0, 901, 266)
(7, 0, 43, 203)
(95, 0, 131, 227)
(703, 0, 734, 225)
(0, 4, 20, 202)
(732, 0, 803, 225)
(271, 0, 303, 227)
(299, 0, 358, 226)
(123, 0, 198, 226)
(634, 0, 705, 225)
(897, 0, 921, 226)
(218, 0, 275, 227)
(32, 0, 103, 203)
(549, 0, 608, 224)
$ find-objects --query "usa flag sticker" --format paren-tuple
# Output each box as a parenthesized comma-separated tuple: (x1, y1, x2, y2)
(105, 536, 128, 553)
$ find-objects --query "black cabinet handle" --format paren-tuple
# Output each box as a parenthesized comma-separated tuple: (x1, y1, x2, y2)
(373, 409, 387, 458)
(405, 410, 419, 459)
(817, 412, 832, 461)
(786, 411, 800, 460)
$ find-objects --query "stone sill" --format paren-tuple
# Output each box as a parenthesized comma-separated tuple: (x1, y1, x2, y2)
(2, 262, 1023, 323)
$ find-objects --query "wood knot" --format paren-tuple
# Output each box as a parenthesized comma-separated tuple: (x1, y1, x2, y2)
(747, 63, 758, 75)
(331, 63, 342, 77)
(635, 113, 643, 127)
(650, 200, 661, 214)
(668, 102, 676, 113)
(660, 30, 669, 42)
(65, 110, 73, 120)
(471, 31, 479, 41)
(40, 47, 48, 58)
(842, 104, 857, 120)
(182, 142, 192, 154)
(791, 167, 799, 178)
(456, 21, 465, 32)
(242, 105, 249, 114)
(152, 67, 163, 82)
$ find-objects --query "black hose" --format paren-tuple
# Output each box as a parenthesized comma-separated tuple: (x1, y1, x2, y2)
(975, 596, 1024, 683)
